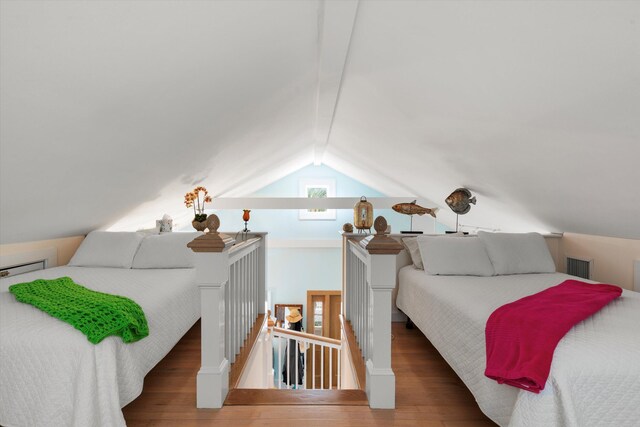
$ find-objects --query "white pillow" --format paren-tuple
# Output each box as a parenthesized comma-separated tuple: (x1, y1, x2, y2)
(478, 231, 556, 275)
(402, 237, 424, 270)
(132, 232, 203, 269)
(68, 231, 144, 268)
(417, 236, 495, 276)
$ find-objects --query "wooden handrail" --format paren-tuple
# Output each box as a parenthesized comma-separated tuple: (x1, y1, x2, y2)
(272, 327, 341, 346)
(229, 314, 267, 389)
(340, 315, 365, 390)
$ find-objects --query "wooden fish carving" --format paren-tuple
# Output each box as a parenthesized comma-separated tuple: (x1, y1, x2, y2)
(392, 201, 438, 218)
(445, 188, 476, 215)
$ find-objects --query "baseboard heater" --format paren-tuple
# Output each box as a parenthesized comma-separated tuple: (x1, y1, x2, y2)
(566, 256, 593, 280)
(0, 247, 57, 279)
(0, 260, 45, 278)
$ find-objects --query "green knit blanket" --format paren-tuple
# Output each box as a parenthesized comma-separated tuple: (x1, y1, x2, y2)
(9, 276, 149, 344)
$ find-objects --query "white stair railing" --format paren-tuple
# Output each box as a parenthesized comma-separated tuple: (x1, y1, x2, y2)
(344, 216, 403, 409)
(226, 237, 263, 364)
(187, 215, 267, 408)
(271, 327, 342, 390)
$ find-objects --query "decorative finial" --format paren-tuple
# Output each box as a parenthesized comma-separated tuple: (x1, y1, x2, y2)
(206, 214, 220, 233)
(360, 215, 403, 254)
(374, 216, 388, 235)
(187, 213, 234, 252)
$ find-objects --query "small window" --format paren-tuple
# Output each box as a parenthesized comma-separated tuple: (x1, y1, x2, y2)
(313, 301, 323, 335)
(298, 178, 336, 220)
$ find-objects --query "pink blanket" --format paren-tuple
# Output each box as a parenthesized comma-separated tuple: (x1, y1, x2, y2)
(484, 279, 621, 393)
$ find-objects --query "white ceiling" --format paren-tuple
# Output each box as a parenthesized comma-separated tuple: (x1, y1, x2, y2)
(1, 0, 639, 243)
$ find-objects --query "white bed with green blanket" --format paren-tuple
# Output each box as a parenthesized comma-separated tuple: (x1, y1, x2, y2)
(0, 231, 201, 427)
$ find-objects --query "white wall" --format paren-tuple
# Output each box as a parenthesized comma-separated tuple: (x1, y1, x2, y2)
(0, 235, 84, 267)
(558, 233, 640, 291)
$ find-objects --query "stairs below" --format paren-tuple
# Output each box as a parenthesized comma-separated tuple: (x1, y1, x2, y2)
(225, 389, 368, 406)
(227, 315, 369, 407)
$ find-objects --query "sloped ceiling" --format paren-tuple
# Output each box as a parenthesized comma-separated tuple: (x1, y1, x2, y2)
(325, 0, 640, 237)
(1, 0, 639, 244)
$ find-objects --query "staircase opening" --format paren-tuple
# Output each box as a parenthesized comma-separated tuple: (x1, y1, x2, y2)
(191, 225, 404, 409)
(225, 291, 367, 405)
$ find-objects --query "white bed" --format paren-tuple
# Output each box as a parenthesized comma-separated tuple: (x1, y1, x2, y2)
(0, 265, 199, 427)
(396, 266, 640, 427)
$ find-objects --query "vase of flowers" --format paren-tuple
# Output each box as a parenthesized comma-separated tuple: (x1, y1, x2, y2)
(184, 186, 212, 231)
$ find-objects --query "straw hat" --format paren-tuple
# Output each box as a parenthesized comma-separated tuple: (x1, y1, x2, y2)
(286, 308, 302, 323)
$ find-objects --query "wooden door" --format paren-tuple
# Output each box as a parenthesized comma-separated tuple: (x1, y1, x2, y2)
(306, 290, 341, 389)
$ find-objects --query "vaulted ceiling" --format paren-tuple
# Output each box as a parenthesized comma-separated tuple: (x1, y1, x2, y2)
(1, 0, 639, 244)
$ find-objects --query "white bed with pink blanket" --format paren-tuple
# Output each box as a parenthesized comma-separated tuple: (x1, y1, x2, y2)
(396, 232, 640, 426)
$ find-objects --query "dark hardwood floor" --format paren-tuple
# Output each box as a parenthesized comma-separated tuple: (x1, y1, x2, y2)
(123, 321, 495, 426)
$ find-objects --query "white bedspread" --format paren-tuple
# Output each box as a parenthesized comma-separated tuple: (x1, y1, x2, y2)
(396, 267, 640, 427)
(0, 266, 199, 427)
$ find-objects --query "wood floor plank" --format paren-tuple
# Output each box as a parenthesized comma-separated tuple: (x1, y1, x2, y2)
(225, 388, 368, 406)
(123, 321, 496, 426)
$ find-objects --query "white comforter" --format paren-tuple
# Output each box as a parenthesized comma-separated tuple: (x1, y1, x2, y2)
(396, 268, 640, 427)
(0, 266, 199, 427)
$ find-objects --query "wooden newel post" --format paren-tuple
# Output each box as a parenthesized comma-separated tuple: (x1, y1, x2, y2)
(187, 214, 235, 408)
(360, 216, 403, 409)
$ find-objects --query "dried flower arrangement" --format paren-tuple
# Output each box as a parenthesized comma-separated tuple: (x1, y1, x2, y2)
(184, 186, 212, 223)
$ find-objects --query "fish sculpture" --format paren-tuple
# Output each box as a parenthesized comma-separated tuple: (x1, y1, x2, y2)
(445, 188, 476, 215)
(392, 201, 438, 218)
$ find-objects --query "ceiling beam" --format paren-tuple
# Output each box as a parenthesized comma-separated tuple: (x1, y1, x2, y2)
(211, 197, 426, 210)
(312, 0, 359, 166)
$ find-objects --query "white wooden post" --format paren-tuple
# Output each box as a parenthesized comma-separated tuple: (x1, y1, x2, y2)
(257, 233, 267, 314)
(188, 215, 235, 408)
(360, 216, 403, 409)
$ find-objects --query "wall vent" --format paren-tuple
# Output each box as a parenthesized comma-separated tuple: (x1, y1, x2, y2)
(566, 256, 593, 280)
